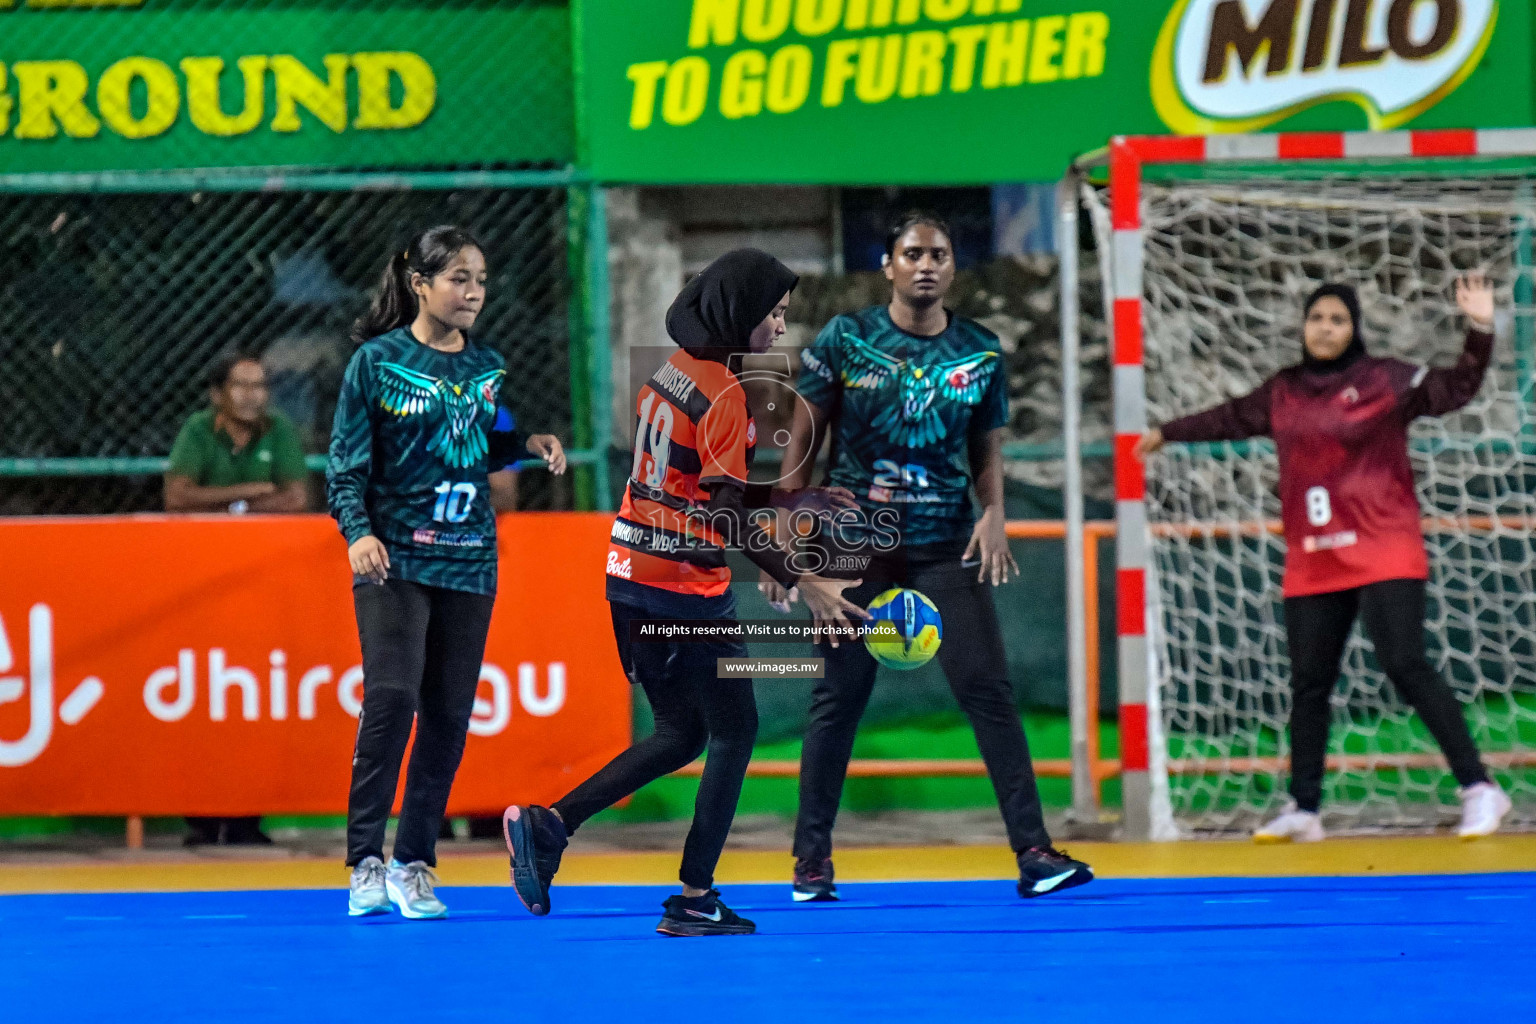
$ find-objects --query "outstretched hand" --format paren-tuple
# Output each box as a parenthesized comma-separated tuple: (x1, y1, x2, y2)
(782, 486, 859, 517)
(797, 574, 872, 649)
(758, 570, 799, 613)
(527, 434, 567, 475)
(1456, 272, 1495, 330)
(1133, 428, 1165, 460)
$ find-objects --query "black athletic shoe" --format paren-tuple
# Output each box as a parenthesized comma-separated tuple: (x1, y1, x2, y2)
(222, 818, 273, 846)
(792, 857, 839, 902)
(1016, 845, 1094, 898)
(503, 804, 567, 916)
(656, 889, 756, 937)
(183, 817, 221, 848)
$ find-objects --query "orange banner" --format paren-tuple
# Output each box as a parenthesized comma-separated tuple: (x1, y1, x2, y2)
(0, 513, 630, 816)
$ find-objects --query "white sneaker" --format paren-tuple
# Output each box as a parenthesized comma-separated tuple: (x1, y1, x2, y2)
(386, 859, 448, 919)
(1253, 800, 1325, 844)
(348, 856, 390, 917)
(1457, 782, 1512, 840)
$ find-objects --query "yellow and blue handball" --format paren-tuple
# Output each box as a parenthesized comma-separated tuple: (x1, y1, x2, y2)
(863, 588, 942, 671)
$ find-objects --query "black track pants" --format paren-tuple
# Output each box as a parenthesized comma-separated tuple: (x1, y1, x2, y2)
(1284, 578, 1488, 813)
(346, 578, 495, 867)
(553, 597, 758, 891)
(793, 542, 1051, 861)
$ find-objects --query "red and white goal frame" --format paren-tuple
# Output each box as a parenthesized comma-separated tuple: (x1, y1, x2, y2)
(1058, 128, 1536, 841)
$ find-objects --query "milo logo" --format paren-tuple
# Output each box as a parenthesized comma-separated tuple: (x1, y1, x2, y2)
(1153, 0, 1498, 134)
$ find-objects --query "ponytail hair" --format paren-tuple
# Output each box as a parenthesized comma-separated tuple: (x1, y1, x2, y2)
(351, 224, 484, 344)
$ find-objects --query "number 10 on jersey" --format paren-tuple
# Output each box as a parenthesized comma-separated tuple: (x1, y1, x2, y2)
(433, 481, 477, 523)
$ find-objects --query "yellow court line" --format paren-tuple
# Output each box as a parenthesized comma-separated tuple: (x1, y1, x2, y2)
(1, 836, 1533, 895)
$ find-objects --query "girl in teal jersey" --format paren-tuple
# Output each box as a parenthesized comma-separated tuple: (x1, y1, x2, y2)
(328, 225, 565, 919)
(768, 212, 1093, 902)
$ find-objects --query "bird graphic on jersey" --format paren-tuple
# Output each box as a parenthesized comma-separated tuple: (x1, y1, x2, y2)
(838, 333, 1000, 447)
(376, 363, 505, 470)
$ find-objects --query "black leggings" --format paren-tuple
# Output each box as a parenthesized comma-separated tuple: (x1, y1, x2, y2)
(794, 542, 1051, 860)
(1284, 578, 1488, 813)
(553, 598, 758, 890)
(346, 578, 495, 867)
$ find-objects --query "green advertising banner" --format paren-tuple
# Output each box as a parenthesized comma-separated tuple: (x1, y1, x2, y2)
(0, 0, 574, 174)
(577, 0, 1535, 184)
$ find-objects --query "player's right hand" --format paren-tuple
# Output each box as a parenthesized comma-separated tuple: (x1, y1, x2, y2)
(757, 570, 798, 613)
(349, 535, 390, 584)
(783, 486, 859, 517)
(797, 575, 872, 649)
(1455, 271, 1495, 330)
(1133, 428, 1164, 460)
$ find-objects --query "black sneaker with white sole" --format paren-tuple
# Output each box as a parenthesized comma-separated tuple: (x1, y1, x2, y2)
(1016, 846, 1093, 898)
(792, 857, 839, 902)
(503, 804, 567, 917)
(656, 889, 756, 936)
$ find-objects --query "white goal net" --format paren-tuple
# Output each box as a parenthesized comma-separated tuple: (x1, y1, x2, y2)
(1084, 167, 1536, 834)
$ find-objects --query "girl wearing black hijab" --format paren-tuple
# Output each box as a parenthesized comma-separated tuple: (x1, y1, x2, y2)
(1136, 275, 1512, 841)
(502, 249, 868, 935)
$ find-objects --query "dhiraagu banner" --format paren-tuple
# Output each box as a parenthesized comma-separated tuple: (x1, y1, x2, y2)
(577, 0, 1535, 184)
(0, 0, 574, 175)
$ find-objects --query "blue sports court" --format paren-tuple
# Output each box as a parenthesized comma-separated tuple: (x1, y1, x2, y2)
(4, 869, 1532, 1023)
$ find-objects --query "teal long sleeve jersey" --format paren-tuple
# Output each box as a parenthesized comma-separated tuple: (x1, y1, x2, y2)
(796, 306, 1009, 548)
(326, 328, 525, 596)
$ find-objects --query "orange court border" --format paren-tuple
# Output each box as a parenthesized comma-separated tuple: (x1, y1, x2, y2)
(3, 835, 1533, 895)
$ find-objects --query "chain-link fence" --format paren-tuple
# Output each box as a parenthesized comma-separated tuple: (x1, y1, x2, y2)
(0, 0, 601, 514)
(0, 178, 592, 513)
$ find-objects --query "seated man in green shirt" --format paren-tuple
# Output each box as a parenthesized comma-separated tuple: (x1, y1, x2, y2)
(164, 353, 309, 846)
(164, 354, 308, 516)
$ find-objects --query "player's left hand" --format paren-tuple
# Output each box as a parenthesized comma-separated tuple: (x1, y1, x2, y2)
(528, 434, 567, 475)
(758, 569, 799, 612)
(797, 574, 872, 648)
(1456, 272, 1496, 330)
(963, 507, 1019, 587)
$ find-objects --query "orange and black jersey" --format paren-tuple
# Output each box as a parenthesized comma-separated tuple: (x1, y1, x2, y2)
(606, 350, 792, 599)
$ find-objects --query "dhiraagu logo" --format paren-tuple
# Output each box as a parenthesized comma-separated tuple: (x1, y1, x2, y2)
(1152, 0, 1498, 134)
(0, 605, 105, 768)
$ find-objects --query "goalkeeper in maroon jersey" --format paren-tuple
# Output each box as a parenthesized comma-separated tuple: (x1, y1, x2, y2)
(1136, 275, 1512, 841)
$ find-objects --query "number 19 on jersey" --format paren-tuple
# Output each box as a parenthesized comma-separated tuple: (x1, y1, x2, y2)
(630, 392, 674, 488)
